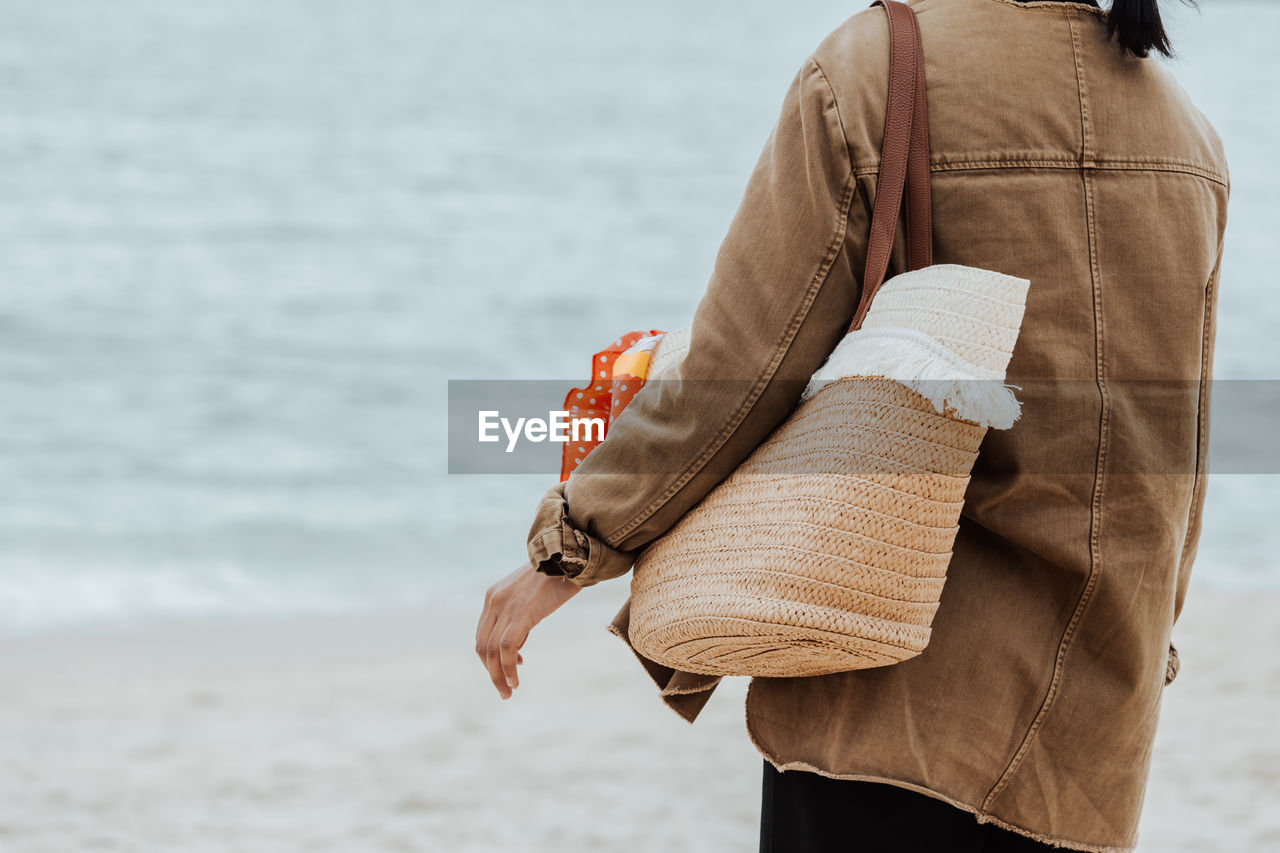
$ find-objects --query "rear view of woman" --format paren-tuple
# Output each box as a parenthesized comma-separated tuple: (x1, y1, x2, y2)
(478, 0, 1228, 850)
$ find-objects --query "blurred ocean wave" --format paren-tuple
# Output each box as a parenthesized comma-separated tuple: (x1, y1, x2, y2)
(0, 0, 1275, 630)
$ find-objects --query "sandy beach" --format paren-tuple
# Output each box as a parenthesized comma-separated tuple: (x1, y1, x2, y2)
(0, 584, 1275, 852)
(0, 0, 1273, 850)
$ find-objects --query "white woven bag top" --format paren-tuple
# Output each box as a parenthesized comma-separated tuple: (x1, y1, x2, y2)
(803, 264, 1030, 429)
(638, 264, 1029, 431)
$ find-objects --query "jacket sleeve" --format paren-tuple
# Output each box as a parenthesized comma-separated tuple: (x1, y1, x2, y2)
(527, 54, 869, 587)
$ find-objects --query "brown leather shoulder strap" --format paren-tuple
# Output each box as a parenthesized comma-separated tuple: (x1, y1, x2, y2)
(850, 0, 932, 332)
(903, 8, 932, 272)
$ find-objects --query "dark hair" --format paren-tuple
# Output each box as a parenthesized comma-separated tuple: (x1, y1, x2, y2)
(1106, 0, 1179, 59)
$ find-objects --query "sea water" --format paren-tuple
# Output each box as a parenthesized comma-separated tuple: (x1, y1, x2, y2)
(0, 0, 1274, 630)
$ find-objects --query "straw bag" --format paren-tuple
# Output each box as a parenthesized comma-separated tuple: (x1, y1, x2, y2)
(625, 0, 1031, 678)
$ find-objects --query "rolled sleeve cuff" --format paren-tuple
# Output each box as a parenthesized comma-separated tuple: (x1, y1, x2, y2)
(527, 482, 635, 588)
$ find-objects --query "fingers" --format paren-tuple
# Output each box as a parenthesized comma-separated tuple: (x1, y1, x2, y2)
(483, 616, 528, 700)
(479, 593, 529, 700)
(475, 563, 550, 700)
(498, 623, 528, 691)
(481, 610, 510, 700)
(484, 628, 512, 699)
(475, 588, 497, 665)
(477, 587, 510, 699)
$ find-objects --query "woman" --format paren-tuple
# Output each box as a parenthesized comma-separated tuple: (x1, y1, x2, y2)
(477, 0, 1228, 850)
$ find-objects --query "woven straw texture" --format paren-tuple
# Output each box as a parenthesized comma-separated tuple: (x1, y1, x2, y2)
(628, 264, 1029, 678)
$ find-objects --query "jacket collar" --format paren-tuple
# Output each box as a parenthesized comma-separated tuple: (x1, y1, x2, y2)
(989, 0, 1103, 11)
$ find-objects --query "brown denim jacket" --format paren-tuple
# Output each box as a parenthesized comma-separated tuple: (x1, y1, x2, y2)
(526, 1, 1228, 849)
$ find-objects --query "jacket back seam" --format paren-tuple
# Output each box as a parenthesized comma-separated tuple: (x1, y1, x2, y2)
(981, 10, 1112, 815)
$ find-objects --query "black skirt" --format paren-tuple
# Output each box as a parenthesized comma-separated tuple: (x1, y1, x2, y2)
(759, 759, 1058, 853)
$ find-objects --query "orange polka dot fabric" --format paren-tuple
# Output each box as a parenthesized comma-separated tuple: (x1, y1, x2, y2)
(560, 330, 665, 482)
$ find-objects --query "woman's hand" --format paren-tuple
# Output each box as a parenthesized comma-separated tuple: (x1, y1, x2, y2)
(476, 562, 582, 700)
